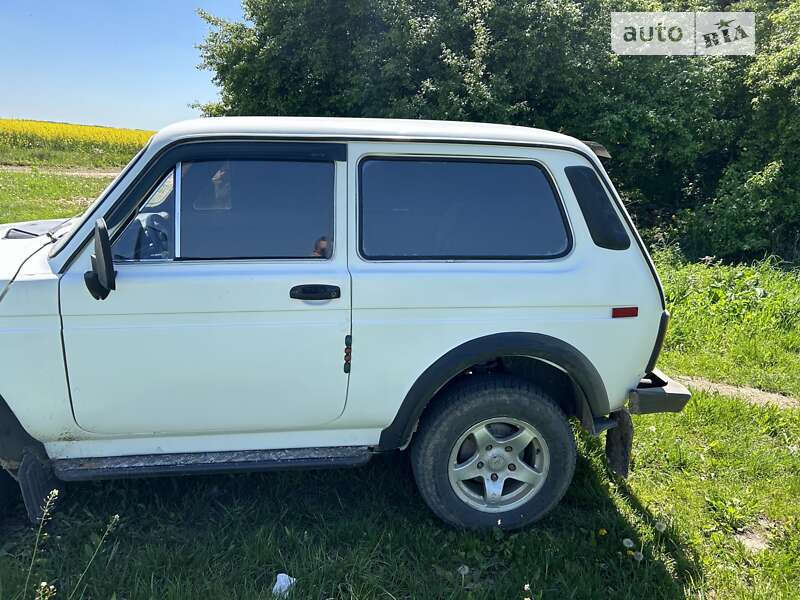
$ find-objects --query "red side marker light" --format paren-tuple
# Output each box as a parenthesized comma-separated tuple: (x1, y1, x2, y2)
(612, 306, 639, 318)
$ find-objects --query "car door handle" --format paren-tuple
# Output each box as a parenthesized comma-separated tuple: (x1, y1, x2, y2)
(289, 284, 341, 300)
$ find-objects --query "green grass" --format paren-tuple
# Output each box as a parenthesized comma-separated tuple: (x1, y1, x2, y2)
(0, 392, 797, 599)
(0, 144, 137, 169)
(0, 171, 112, 224)
(655, 248, 800, 397)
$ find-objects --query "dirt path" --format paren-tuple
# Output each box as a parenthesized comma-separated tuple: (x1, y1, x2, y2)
(0, 165, 119, 178)
(675, 375, 799, 409)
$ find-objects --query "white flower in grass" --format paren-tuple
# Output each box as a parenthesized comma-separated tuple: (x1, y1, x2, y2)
(633, 551, 644, 562)
(622, 538, 635, 549)
(655, 521, 667, 533)
(457, 565, 469, 577)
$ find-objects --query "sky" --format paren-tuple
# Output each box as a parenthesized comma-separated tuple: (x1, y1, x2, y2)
(0, 1, 244, 131)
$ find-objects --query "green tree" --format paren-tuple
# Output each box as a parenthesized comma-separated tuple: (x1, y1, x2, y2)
(683, 1, 800, 261)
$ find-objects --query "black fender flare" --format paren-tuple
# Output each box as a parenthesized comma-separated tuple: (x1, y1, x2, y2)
(377, 332, 609, 450)
(0, 395, 47, 472)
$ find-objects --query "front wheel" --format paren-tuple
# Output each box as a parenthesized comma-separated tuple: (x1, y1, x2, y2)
(411, 375, 576, 529)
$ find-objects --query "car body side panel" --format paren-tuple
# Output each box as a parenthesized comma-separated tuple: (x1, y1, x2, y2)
(45, 428, 383, 460)
(1, 136, 664, 461)
(342, 142, 662, 431)
(0, 266, 77, 443)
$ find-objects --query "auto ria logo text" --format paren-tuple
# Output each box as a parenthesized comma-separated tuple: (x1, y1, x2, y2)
(611, 12, 755, 56)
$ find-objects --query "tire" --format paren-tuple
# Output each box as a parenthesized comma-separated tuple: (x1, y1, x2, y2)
(411, 374, 576, 530)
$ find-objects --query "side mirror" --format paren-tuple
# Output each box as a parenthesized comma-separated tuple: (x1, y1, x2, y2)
(84, 218, 116, 300)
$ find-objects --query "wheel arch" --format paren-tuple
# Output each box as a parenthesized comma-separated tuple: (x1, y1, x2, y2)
(0, 394, 47, 472)
(377, 332, 609, 450)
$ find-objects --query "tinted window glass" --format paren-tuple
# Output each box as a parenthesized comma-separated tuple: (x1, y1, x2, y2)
(112, 170, 175, 261)
(360, 159, 570, 259)
(180, 160, 334, 259)
(565, 166, 630, 250)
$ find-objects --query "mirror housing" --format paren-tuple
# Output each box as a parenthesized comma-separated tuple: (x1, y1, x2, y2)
(84, 218, 116, 300)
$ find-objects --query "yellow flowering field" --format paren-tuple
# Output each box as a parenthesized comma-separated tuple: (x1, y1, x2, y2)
(0, 118, 153, 168)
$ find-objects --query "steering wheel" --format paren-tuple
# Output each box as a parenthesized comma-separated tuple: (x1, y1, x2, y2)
(134, 212, 171, 259)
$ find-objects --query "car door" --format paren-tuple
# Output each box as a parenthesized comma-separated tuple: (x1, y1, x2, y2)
(59, 143, 351, 436)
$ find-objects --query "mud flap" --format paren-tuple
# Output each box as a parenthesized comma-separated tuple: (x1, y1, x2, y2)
(18, 451, 63, 523)
(0, 468, 19, 516)
(605, 408, 633, 477)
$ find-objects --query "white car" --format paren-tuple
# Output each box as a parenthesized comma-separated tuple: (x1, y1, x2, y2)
(0, 118, 689, 529)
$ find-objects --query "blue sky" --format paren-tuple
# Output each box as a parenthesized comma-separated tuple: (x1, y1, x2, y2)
(0, 1, 243, 130)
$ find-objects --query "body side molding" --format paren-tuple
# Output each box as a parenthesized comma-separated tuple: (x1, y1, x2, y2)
(54, 446, 372, 481)
(377, 332, 609, 450)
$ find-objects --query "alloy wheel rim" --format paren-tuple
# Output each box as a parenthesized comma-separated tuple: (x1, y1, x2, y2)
(447, 417, 550, 513)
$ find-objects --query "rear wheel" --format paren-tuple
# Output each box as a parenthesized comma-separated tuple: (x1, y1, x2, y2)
(411, 375, 576, 529)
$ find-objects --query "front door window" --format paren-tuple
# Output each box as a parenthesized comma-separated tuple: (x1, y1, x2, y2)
(178, 160, 334, 260)
(111, 159, 335, 263)
(112, 170, 175, 261)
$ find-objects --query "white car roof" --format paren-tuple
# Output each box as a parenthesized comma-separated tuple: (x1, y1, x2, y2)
(150, 117, 592, 154)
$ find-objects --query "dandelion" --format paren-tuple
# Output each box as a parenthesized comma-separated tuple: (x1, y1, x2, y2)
(622, 538, 635, 549)
(633, 551, 644, 561)
(648, 425, 656, 433)
(457, 565, 469, 577)
(598, 528, 608, 536)
(523, 583, 531, 591)
(655, 521, 667, 533)
(626, 550, 635, 557)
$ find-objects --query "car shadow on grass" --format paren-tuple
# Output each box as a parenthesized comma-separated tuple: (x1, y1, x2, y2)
(0, 438, 701, 599)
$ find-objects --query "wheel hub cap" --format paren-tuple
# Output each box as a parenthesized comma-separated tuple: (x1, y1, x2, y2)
(487, 453, 507, 471)
(447, 417, 550, 513)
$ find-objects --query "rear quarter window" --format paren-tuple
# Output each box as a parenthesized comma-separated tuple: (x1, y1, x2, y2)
(359, 158, 571, 259)
(564, 166, 631, 250)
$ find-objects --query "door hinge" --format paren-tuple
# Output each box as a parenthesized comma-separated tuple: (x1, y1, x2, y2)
(344, 335, 352, 373)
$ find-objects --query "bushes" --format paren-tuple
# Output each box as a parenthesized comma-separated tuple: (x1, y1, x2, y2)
(682, 160, 800, 262)
(677, 1, 800, 262)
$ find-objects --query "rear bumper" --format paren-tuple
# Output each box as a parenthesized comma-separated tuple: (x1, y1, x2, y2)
(628, 368, 691, 415)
